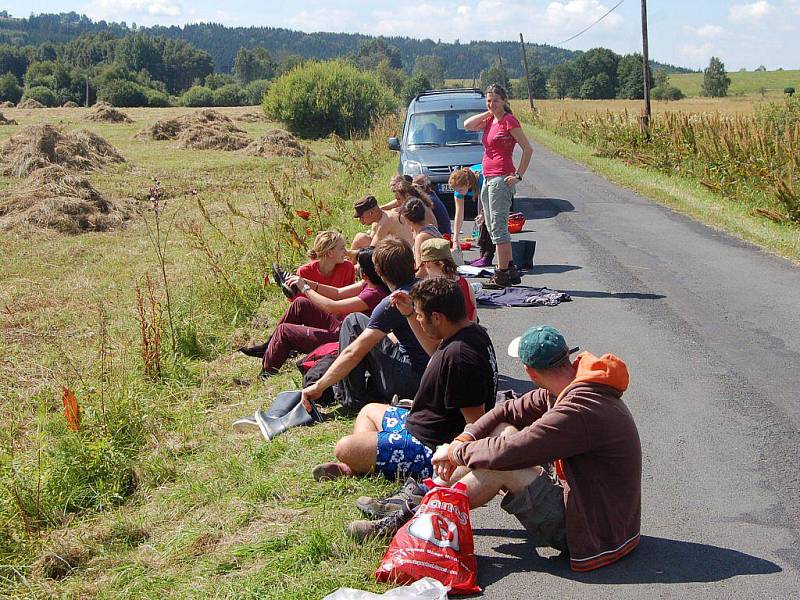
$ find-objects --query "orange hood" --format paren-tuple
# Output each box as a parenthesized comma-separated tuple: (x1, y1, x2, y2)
(566, 351, 629, 395)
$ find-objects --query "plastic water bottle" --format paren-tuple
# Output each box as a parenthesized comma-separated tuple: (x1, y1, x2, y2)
(471, 223, 480, 240)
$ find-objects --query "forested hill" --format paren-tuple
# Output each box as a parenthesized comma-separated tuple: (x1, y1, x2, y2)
(0, 11, 692, 76)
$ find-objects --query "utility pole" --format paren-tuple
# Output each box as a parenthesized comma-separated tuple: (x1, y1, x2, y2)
(519, 33, 536, 113)
(640, 0, 652, 129)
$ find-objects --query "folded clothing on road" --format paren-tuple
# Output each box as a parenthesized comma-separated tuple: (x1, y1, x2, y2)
(477, 286, 572, 307)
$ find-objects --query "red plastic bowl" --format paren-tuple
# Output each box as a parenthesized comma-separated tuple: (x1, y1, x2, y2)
(508, 217, 525, 234)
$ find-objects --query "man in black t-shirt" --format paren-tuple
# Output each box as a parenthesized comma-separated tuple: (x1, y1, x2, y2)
(312, 277, 497, 482)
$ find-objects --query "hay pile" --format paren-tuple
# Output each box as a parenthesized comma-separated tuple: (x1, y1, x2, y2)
(0, 165, 132, 234)
(0, 124, 125, 177)
(0, 125, 131, 233)
(240, 129, 309, 158)
(137, 109, 251, 150)
(18, 98, 45, 109)
(0, 100, 14, 108)
(63, 101, 79, 108)
(86, 102, 133, 123)
(0, 112, 17, 125)
(236, 111, 268, 123)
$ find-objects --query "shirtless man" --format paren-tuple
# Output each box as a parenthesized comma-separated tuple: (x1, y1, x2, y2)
(350, 195, 413, 256)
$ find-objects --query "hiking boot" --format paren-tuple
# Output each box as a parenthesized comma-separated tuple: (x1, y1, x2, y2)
(483, 268, 514, 289)
(272, 263, 298, 299)
(238, 341, 269, 358)
(507, 263, 522, 285)
(469, 254, 493, 268)
(346, 502, 415, 541)
(312, 461, 354, 482)
(355, 478, 426, 518)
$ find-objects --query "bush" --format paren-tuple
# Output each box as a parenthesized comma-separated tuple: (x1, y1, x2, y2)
(145, 88, 171, 107)
(0, 71, 22, 103)
(98, 79, 147, 107)
(181, 85, 214, 107)
(785, 87, 795, 97)
(401, 72, 430, 104)
(263, 60, 398, 138)
(21, 85, 57, 106)
(652, 85, 685, 101)
(212, 83, 244, 107)
(242, 78, 270, 105)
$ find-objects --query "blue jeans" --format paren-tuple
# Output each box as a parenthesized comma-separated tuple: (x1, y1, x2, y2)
(334, 313, 422, 411)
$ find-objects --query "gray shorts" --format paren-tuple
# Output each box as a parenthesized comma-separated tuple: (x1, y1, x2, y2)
(479, 176, 514, 245)
(500, 471, 568, 552)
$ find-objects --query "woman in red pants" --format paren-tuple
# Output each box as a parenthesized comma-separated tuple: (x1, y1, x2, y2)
(242, 248, 388, 378)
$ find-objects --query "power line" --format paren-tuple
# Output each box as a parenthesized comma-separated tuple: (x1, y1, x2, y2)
(554, 0, 627, 46)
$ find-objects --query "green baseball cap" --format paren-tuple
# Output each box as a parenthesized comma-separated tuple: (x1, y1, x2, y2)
(507, 325, 579, 369)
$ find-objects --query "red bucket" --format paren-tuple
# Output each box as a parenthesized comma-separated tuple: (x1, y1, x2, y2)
(508, 212, 526, 234)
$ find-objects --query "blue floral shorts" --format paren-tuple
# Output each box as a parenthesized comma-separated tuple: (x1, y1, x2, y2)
(375, 406, 433, 481)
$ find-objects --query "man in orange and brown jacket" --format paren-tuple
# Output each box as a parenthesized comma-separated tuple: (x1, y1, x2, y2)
(432, 325, 642, 571)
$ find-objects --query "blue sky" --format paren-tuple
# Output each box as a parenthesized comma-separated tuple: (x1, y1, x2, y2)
(17, 1, 800, 70)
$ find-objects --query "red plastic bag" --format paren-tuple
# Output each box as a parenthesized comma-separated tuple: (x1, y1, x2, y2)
(375, 479, 480, 595)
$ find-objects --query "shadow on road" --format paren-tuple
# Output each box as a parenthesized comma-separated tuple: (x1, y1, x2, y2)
(496, 374, 532, 396)
(564, 289, 665, 301)
(530, 264, 582, 275)
(474, 531, 781, 586)
(514, 197, 575, 221)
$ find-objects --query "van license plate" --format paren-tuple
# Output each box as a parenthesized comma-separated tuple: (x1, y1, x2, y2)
(438, 184, 454, 193)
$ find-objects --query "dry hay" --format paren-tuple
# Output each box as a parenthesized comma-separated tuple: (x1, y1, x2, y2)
(18, 98, 45, 109)
(0, 165, 133, 234)
(62, 100, 79, 108)
(0, 112, 17, 125)
(136, 109, 251, 150)
(240, 128, 309, 158)
(235, 111, 268, 123)
(0, 100, 14, 108)
(86, 103, 133, 123)
(0, 124, 125, 177)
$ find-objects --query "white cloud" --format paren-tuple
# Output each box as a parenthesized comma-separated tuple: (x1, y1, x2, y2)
(729, 1, 775, 22)
(544, 0, 623, 31)
(285, 8, 359, 33)
(678, 42, 713, 63)
(683, 24, 725, 38)
(87, 0, 183, 18)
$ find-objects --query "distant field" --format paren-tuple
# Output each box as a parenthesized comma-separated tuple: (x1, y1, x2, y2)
(510, 96, 760, 117)
(668, 69, 800, 97)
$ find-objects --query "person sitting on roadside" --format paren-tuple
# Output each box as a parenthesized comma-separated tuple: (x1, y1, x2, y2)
(381, 177, 438, 229)
(296, 230, 355, 289)
(411, 174, 453, 240)
(350, 194, 413, 253)
(311, 276, 497, 485)
(241, 248, 388, 378)
(301, 237, 436, 413)
(417, 238, 477, 323)
(400, 197, 442, 271)
(352, 325, 642, 570)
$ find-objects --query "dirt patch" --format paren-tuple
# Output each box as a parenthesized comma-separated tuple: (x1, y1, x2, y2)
(18, 98, 45, 109)
(32, 535, 95, 580)
(0, 100, 14, 108)
(62, 101, 79, 108)
(136, 109, 251, 150)
(235, 111, 268, 123)
(0, 112, 17, 125)
(240, 129, 309, 158)
(0, 124, 125, 177)
(86, 103, 133, 123)
(0, 165, 134, 234)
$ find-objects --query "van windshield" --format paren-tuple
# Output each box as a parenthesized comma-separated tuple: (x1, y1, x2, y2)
(406, 110, 483, 147)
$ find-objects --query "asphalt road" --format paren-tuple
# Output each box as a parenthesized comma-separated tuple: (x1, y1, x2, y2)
(466, 140, 800, 599)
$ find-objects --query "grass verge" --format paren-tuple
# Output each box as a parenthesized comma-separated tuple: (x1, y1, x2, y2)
(522, 123, 800, 264)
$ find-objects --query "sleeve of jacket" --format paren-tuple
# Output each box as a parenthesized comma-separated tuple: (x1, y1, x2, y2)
(452, 402, 591, 471)
(463, 389, 550, 440)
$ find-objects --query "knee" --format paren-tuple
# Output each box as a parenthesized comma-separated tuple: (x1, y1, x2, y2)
(488, 422, 518, 437)
(334, 436, 355, 463)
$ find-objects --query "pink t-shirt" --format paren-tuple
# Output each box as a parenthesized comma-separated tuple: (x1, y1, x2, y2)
(481, 113, 521, 177)
(357, 284, 388, 317)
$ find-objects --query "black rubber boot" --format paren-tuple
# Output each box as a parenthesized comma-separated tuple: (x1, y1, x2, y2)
(238, 341, 269, 358)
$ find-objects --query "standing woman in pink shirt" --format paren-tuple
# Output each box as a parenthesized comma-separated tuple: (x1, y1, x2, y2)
(464, 84, 533, 288)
